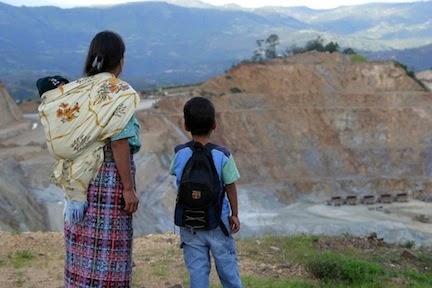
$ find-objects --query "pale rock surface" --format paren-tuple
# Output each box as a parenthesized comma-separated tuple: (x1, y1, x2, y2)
(416, 70, 432, 90)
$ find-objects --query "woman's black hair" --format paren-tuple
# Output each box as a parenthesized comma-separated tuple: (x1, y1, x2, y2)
(83, 30, 125, 76)
(183, 97, 216, 136)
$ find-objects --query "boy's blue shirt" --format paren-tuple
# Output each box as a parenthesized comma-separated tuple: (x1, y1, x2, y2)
(169, 142, 240, 218)
(111, 114, 141, 154)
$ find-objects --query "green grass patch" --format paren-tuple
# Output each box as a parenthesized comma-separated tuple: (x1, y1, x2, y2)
(350, 54, 368, 63)
(402, 270, 432, 286)
(242, 234, 319, 263)
(7, 250, 36, 268)
(305, 251, 386, 284)
(239, 276, 318, 288)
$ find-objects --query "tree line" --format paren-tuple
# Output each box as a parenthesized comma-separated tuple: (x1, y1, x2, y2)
(252, 34, 358, 62)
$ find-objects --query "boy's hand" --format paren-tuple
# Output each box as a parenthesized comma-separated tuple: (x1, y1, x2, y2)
(229, 215, 240, 234)
(123, 188, 139, 214)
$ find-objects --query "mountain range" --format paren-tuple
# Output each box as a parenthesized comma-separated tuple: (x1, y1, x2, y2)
(0, 0, 431, 100)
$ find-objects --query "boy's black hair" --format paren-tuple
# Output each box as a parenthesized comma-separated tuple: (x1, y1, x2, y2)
(83, 30, 125, 76)
(183, 97, 215, 136)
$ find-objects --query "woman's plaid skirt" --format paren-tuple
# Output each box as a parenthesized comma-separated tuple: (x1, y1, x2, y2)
(64, 144, 135, 287)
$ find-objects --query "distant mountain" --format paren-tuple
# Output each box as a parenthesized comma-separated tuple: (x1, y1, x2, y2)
(119, 0, 213, 8)
(364, 43, 432, 71)
(0, 1, 431, 100)
(254, 2, 432, 49)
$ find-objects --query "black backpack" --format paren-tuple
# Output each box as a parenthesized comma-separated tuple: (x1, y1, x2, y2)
(174, 141, 228, 234)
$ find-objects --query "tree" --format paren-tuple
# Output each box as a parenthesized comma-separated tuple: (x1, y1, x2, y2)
(305, 36, 325, 52)
(324, 41, 339, 53)
(265, 34, 279, 59)
(343, 48, 356, 55)
(286, 44, 306, 55)
(252, 39, 265, 62)
(252, 34, 280, 61)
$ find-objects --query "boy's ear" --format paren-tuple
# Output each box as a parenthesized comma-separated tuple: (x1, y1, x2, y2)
(184, 123, 191, 132)
(212, 121, 216, 130)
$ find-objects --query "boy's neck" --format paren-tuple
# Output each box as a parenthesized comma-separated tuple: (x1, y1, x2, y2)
(192, 135, 211, 146)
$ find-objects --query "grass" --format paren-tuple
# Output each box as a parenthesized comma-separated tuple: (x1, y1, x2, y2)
(350, 54, 368, 63)
(236, 234, 432, 287)
(1, 233, 432, 287)
(305, 252, 385, 284)
(7, 250, 35, 268)
(239, 234, 319, 263)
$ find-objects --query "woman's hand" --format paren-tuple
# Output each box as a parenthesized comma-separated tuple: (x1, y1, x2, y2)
(123, 188, 139, 214)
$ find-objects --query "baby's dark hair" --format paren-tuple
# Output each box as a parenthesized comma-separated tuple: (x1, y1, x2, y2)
(83, 30, 125, 76)
(183, 97, 215, 136)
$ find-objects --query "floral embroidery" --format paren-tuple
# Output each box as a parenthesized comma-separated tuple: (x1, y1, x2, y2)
(56, 102, 80, 123)
(71, 134, 91, 153)
(94, 81, 113, 105)
(94, 78, 130, 105)
(113, 103, 127, 117)
(117, 82, 130, 92)
(76, 75, 94, 84)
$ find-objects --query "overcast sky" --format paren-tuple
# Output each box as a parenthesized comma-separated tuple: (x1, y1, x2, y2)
(0, 0, 427, 9)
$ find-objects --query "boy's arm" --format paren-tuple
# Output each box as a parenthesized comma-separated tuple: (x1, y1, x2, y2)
(225, 182, 240, 234)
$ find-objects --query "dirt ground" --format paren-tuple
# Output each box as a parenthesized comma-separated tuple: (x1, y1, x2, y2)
(0, 231, 308, 288)
(1, 225, 431, 288)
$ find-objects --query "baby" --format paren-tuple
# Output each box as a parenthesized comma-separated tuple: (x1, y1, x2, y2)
(36, 75, 69, 97)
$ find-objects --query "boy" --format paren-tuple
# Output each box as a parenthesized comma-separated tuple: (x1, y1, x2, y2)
(169, 97, 242, 288)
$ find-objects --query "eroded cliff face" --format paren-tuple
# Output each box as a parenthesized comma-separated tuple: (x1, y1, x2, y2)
(1, 51, 431, 235)
(139, 51, 431, 205)
(0, 82, 23, 126)
(0, 82, 47, 231)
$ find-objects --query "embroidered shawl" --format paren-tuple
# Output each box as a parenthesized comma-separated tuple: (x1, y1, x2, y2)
(39, 72, 140, 203)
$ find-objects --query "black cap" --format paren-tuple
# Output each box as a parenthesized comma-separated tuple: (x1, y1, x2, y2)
(36, 75, 69, 97)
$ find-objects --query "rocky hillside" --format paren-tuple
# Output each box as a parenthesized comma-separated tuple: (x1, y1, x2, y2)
(1, 52, 432, 240)
(0, 82, 47, 232)
(143, 51, 430, 198)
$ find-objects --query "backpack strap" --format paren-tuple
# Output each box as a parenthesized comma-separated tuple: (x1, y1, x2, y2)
(186, 141, 217, 151)
(204, 142, 230, 237)
(219, 219, 229, 236)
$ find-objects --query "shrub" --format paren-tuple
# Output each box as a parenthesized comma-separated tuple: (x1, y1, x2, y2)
(343, 48, 356, 55)
(305, 252, 385, 284)
(401, 240, 416, 249)
(230, 87, 242, 93)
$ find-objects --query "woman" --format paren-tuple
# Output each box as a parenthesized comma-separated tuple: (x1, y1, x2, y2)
(38, 31, 141, 287)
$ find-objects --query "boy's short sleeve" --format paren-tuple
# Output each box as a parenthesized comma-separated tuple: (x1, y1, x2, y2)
(169, 152, 176, 176)
(222, 155, 240, 185)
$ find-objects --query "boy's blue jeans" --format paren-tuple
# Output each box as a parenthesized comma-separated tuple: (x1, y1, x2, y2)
(180, 217, 242, 288)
